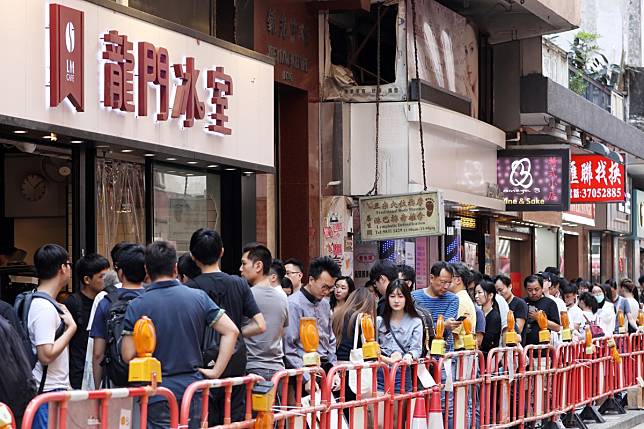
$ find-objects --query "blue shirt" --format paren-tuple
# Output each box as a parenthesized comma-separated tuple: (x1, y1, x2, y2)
(377, 314, 423, 359)
(90, 288, 144, 339)
(122, 280, 225, 402)
(411, 289, 459, 351)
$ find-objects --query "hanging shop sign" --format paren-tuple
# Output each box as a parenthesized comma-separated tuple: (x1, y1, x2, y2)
(497, 149, 570, 212)
(569, 154, 625, 203)
(0, 1, 274, 169)
(359, 192, 445, 241)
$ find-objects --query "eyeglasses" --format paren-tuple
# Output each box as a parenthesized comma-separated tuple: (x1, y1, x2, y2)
(286, 271, 302, 276)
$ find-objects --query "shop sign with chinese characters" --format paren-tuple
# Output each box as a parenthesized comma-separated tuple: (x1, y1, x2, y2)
(359, 192, 445, 241)
(497, 149, 570, 212)
(569, 154, 625, 203)
(0, 1, 274, 169)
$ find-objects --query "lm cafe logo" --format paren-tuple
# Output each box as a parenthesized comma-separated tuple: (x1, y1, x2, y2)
(48, 3, 234, 135)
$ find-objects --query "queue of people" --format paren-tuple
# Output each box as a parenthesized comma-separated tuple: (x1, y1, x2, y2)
(0, 233, 642, 429)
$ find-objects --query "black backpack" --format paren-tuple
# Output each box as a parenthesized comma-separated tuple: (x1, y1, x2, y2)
(101, 289, 139, 387)
(14, 291, 65, 393)
(414, 305, 435, 358)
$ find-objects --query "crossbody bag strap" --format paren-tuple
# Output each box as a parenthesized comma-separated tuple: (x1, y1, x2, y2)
(387, 321, 408, 354)
(38, 366, 49, 394)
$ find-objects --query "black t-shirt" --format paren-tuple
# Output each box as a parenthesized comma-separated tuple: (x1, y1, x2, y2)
(481, 307, 501, 356)
(186, 272, 260, 329)
(64, 291, 95, 389)
(522, 296, 561, 347)
(508, 296, 529, 332)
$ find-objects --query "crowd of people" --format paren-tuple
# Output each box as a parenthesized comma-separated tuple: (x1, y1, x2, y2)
(1, 228, 643, 429)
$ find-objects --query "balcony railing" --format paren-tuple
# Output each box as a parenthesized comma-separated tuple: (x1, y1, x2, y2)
(569, 66, 612, 112)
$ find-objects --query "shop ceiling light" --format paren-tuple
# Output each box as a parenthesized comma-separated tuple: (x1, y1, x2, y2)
(243, 171, 254, 175)
(144, 153, 155, 157)
(121, 149, 134, 153)
(70, 140, 83, 144)
(207, 164, 219, 168)
(187, 161, 198, 164)
(13, 130, 27, 134)
(225, 167, 236, 171)
(43, 133, 57, 141)
(166, 157, 177, 161)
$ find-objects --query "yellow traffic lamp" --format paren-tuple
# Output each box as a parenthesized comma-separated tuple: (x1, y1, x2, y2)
(252, 381, 275, 429)
(607, 337, 622, 364)
(537, 311, 550, 344)
(360, 314, 380, 360)
(462, 317, 476, 350)
(585, 327, 595, 355)
(128, 316, 162, 383)
(300, 317, 320, 366)
(505, 311, 519, 346)
(617, 310, 627, 334)
(638, 310, 644, 329)
(430, 315, 446, 356)
(560, 311, 572, 342)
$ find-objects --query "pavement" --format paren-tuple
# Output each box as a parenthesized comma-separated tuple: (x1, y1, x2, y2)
(583, 409, 644, 429)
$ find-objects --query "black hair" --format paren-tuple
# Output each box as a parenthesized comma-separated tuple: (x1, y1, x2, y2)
(284, 258, 304, 274)
(469, 270, 484, 287)
(638, 275, 644, 286)
(495, 274, 512, 288)
(330, 276, 356, 310)
(524, 275, 543, 288)
(621, 278, 640, 302)
(578, 280, 592, 292)
(597, 283, 614, 306)
(76, 253, 110, 286)
(551, 276, 561, 287)
(178, 253, 201, 281)
(189, 228, 223, 265)
(0, 317, 36, 425)
(604, 279, 618, 289)
(544, 266, 560, 276)
(309, 256, 341, 280)
(397, 264, 417, 285)
(115, 245, 146, 283)
(450, 262, 471, 285)
(145, 241, 177, 281)
(560, 279, 578, 296)
(369, 259, 398, 283)
(578, 292, 598, 314)
(476, 279, 499, 310)
(110, 241, 133, 270)
(430, 261, 454, 277)
(241, 242, 272, 276)
(382, 279, 420, 326)
(270, 258, 286, 281)
(34, 244, 69, 280)
(281, 276, 293, 294)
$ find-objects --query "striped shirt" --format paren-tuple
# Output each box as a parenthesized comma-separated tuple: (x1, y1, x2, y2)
(411, 289, 459, 351)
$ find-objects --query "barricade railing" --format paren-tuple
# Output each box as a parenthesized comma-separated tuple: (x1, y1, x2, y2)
(270, 366, 328, 429)
(482, 346, 525, 429)
(323, 360, 391, 429)
(179, 374, 263, 428)
(436, 349, 486, 429)
(522, 344, 558, 426)
(21, 386, 178, 429)
(629, 332, 644, 387)
(554, 341, 584, 419)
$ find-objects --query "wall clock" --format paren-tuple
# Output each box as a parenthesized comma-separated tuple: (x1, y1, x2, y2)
(20, 173, 47, 202)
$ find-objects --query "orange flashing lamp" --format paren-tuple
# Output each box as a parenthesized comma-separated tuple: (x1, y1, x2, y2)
(462, 317, 476, 350)
(128, 316, 162, 383)
(0, 403, 13, 429)
(430, 315, 446, 356)
(617, 310, 627, 334)
(638, 311, 644, 328)
(560, 311, 572, 342)
(505, 311, 519, 346)
(361, 314, 380, 360)
(300, 317, 320, 366)
(252, 381, 275, 429)
(585, 326, 595, 355)
(537, 311, 550, 344)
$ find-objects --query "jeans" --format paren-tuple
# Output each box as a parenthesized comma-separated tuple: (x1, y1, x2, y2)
(31, 389, 67, 429)
(148, 397, 200, 429)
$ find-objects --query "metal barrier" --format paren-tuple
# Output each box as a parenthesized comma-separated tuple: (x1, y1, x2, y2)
(482, 346, 525, 429)
(21, 386, 178, 429)
(323, 360, 391, 429)
(629, 332, 644, 387)
(436, 350, 485, 429)
(522, 344, 558, 426)
(179, 374, 263, 428)
(270, 366, 328, 429)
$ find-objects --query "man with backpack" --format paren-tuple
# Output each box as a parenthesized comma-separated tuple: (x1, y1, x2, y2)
(18, 244, 76, 429)
(90, 244, 145, 388)
(186, 228, 266, 426)
(63, 253, 110, 389)
(121, 241, 239, 429)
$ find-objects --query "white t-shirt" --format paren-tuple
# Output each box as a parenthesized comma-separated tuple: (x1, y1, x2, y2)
(495, 294, 508, 329)
(567, 304, 585, 331)
(28, 298, 70, 391)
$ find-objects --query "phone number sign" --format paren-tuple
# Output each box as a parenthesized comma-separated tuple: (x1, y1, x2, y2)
(570, 154, 625, 203)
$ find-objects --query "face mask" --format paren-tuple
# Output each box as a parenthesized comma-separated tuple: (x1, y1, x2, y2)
(594, 294, 605, 304)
